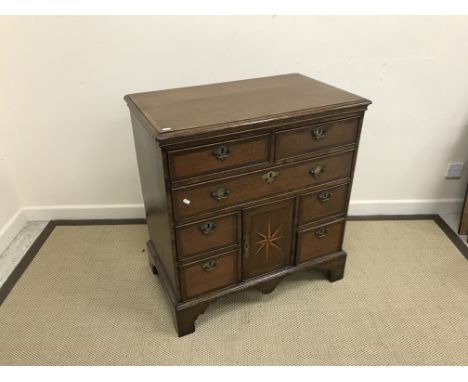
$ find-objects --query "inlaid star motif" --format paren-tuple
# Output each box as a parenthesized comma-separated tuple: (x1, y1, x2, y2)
(255, 220, 282, 262)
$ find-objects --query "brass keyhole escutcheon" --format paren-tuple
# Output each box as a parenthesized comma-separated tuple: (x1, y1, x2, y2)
(243, 234, 250, 258)
(199, 221, 217, 234)
(262, 170, 279, 184)
(317, 191, 333, 203)
(213, 145, 232, 161)
(309, 165, 326, 178)
(312, 126, 327, 140)
(211, 187, 230, 201)
(202, 259, 218, 272)
(314, 227, 329, 239)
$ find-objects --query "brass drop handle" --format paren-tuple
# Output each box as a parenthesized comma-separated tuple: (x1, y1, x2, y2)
(211, 187, 230, 201)
(213, 145, 232, 161)
(317, 191, 334, 203)
(314, 227, 329, 239)
(262, 170, 279, 184)
(309, 165, 326, 178)
(311, 126, 327, 140)
(202, 259, 218, 272)
(199, 221, 217, 234)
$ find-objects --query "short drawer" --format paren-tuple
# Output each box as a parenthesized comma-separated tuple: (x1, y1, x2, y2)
(296, 220, 345, 264)
(179, 250, 239, 300)
(176, 213, 238, 259)
(276, 117, 359, 160)
(299, 183, 350, 225)
(172, 150, 354, 220)
(168, 135, 270, 181)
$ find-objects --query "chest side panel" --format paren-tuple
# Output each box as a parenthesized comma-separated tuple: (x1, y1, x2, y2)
(130, 113, 180, 299)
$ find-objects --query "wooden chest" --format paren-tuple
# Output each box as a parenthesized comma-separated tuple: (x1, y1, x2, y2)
(124, 74, 371, 336)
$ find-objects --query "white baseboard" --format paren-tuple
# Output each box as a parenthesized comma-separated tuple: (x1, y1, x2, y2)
(0, 209, 27, 255)
(348, 198, 464, 216)
(1, 199, 463, 255)
(22, 204, 145, 221)
(20, 199, 466, 220)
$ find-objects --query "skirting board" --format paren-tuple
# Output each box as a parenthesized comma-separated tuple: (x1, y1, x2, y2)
(0, 205, 144, 254)
(348, 198, 464, 216)
(22, 204, 146, 221)
(0, 199, 464, 255)
(21, 199, 466, 220)
(0, 209, 27, 255)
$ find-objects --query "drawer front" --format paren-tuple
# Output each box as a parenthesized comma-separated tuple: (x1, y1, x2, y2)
(168, 135, 270, 181)
(176, 213, 238, 259)
(173, 150, 354, 220)
(299, 183, 350, 225)
(179, 250, 239, 300)
(276, 117, 359, 160)
(296, 220, 345, 264)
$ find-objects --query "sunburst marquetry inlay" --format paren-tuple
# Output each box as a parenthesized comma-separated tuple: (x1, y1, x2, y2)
(255, 220, 282, 261)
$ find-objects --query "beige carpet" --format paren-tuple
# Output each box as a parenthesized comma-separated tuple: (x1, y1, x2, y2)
(0, 220, 467, 365)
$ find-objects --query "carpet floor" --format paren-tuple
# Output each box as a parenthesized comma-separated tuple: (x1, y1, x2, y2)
(0, 220, 467, 365)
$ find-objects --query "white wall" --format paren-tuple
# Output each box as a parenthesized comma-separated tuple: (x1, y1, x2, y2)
(0, 16, 467, 221)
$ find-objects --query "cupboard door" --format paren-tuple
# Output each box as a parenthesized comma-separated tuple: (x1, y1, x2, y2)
(242, 198, 295, 280)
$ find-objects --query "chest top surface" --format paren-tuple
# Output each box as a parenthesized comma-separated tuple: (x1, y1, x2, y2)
(124, 73, 371, 140)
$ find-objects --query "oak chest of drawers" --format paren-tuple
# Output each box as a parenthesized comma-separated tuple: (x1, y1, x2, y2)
(124, 73, 371, 336)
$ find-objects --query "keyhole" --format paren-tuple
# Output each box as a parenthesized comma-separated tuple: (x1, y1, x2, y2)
(263, 170, 279, 184)
(219, 147, 228, 155)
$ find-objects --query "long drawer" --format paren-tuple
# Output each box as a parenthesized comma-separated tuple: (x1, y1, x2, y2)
(172, 150, 354, 220)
